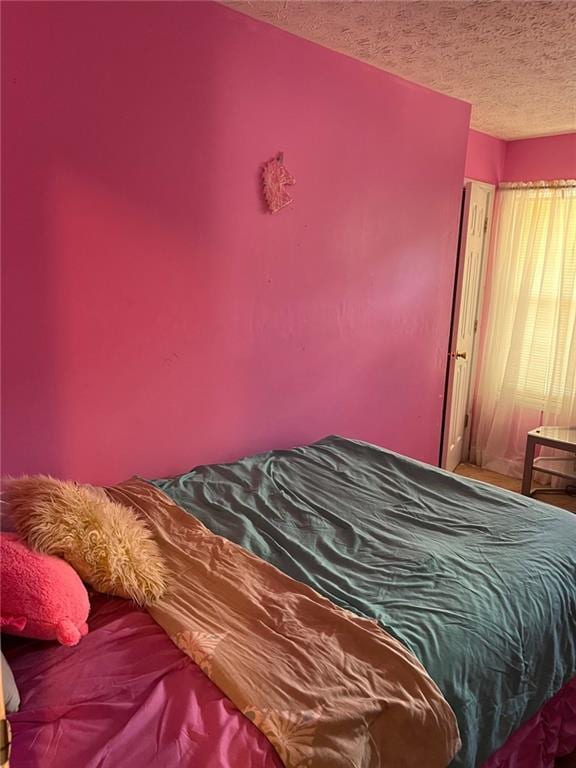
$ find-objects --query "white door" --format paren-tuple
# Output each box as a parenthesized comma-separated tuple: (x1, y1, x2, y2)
(443, 182, 492, 472)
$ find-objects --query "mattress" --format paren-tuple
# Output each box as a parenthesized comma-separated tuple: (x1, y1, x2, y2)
(151, 435, 576, 768)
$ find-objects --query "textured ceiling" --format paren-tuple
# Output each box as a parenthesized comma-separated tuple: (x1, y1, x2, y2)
(225, 0, 576, 140)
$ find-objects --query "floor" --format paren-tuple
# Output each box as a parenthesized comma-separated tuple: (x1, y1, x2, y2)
(455, 463, 576, 514)
(454, 462, 576, 768)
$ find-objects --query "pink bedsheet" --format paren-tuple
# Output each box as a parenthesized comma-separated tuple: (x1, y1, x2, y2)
(482, 677, 576, 768)
(5, 595, 282, 768)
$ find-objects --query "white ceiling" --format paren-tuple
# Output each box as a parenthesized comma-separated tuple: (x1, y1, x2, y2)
(225, 0, 576, 140)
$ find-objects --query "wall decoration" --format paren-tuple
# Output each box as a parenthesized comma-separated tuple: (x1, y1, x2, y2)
(262, 153, 295, 213)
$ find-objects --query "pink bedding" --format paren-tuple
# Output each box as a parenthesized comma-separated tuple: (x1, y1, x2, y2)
(4, 593, 575, 768)
(5, 595, 282, 768)
(483, 677, 576, 768)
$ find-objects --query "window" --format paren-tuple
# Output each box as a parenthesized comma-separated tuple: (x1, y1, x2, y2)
(499, 187, 576, 410)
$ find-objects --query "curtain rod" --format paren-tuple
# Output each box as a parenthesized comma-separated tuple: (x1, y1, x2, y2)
(499, 180, 576, 190)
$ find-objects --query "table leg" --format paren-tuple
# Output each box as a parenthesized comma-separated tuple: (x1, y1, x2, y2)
(521, 436, 536, 496)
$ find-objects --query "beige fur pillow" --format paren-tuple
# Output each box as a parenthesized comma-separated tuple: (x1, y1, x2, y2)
(2, 475, 167, 606)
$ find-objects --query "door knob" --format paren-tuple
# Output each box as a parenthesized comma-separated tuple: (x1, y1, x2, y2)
(449, 351, 467, 360)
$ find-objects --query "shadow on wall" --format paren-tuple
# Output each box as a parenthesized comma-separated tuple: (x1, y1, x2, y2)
(2, 2, 225, 479)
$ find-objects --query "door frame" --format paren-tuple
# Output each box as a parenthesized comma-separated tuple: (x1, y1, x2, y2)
(439, 179, 495, 469)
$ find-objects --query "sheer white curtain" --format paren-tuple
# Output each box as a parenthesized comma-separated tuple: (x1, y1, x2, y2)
(470, 181, 576, 479)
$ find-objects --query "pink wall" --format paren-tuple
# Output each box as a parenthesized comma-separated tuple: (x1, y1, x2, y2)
(465, 130, 506, 184)
(465, 130, 576, 185)
(1, 1, 470, 483)
(503, 133, 576, 181)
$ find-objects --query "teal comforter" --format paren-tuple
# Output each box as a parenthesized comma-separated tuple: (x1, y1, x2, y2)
(151, 436, 576, 767)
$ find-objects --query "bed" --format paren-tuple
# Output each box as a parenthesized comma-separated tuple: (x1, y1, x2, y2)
(5, 436, 576, 767)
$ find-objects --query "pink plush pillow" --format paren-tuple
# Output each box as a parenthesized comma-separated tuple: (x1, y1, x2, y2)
(0, 533, 89, 646)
